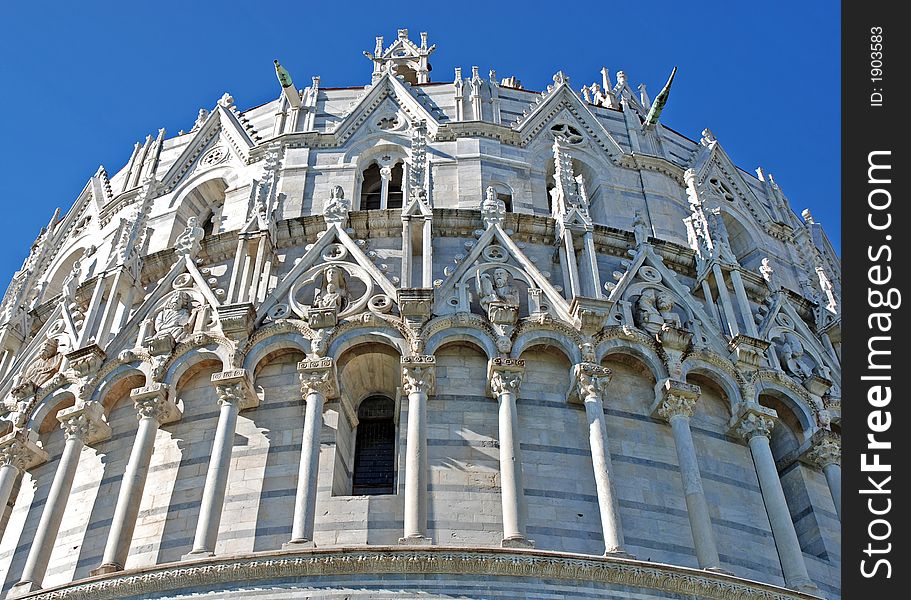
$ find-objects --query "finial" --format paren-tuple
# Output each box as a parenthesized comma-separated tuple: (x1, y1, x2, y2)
(801, 209, 815, 224)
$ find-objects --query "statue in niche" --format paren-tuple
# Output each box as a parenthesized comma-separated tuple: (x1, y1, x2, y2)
(153, 291, 198, 342)
(313, 265, 349, 312)
(656, 291, 683, 328)
(632, 210, 650, 246)
(776, 332, 813, 379)
(706, 211, 736, 263)
(324, 185, 350, 225)
(477, 267, 520, 326)
(22, 338, 63, 388)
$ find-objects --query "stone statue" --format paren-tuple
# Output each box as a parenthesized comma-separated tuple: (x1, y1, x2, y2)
(22, 337, 63, 388)
(707, 211, 736, 263)
(656, 291, 682, 328)
(776, 332, 812, 379)
(313, 265, 349, 312)
(324, 185, 350, 225)
(635, 289, 662, 333)
(478, 267, 520, 315)
(759, 257, 777, 289)
(632, 210, 649, 246)
(175, 216, 205, 258)
(153, 291, 196, 341)
(481, 186, 506, 229)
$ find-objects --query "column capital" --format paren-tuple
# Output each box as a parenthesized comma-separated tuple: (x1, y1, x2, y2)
(297, 358, 339, 399)
(804, 429, 840, 469)
(402, 355, 436, 396)
(569, 362, 611, 403)
(487, 357, 525, 398)
(651, 379, 700, 421)
(729, 403, 778, 442)
(57, 402, 112, 445)
(210, 369, 260, 411)
(131, 383, 182, 425)
(0, 430, 49, 472)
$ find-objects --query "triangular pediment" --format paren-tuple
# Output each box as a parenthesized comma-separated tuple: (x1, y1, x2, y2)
(104, 255, 222, 357)
(333, 74, 440, 146)
(757, 291, 840, 378)
(159, 105, 255, 195)
(606, 243, 728, 354)
(257, 223, 399, 324)
(691, 140, 774, 226)
(513, 83, 625, 159)
(432, 225, 572, 323)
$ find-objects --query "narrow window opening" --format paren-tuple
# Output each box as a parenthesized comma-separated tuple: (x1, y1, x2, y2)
(351, 396, 396, 495)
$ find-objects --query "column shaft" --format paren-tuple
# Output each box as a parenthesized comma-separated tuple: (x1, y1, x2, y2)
(498, 389, 528, 543)
(583, 394, 625, 554)
(669, 416, 721, 569)
(188, 400, 238, 556)
(96, 416, 159, 572)
(402, 389, 429, 540)
(289, 390, 325, 544)
(0, 464, 21, 539)
(712, 264, 740, 337)
(14, 437, 83, 592)
(823, 463, 841, 521)
(748, 434, 814, 589)
(729, 269, 758, 337)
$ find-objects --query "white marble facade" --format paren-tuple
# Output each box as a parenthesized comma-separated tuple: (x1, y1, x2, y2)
(0, 30, 840, 600)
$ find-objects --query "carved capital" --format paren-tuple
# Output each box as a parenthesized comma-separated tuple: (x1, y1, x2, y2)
(298, 358, 339, 399)
(211, 369, 259, 411)
(487, 357, 525, 398)
(570, 362, 611, 403)
(64, 344, 106, 379)
(56, 402, 111, 445)
(0, 430, 48, 471)
(730, 404, 778, 442)
(805, 430, 840, 469)
(216, 303, 257, 345)
(651, 379, 700, 421)
(570, 297, 613, 337)
(728, 335, 770, 370)
(131, 383, 182, 425)
(402, 355, 436, 396)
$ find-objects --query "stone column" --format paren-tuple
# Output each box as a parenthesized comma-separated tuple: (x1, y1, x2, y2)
(733, 405, 817, 592)
(400, 355, 435, 544)
(488, 357, 533, 548)
(379, 165, 392, 209)
(712, 264, 740, 338)
(93, 384, 181, 575)
(286, 358, 338, 547)
(729, 269, 759, 337)
(571, 363, 628, 556)
(805, 430, 841, 521)
(0, 430, 49, 540)
(10, 403, 110, 597)
(652, 380, 721, 570)
(184, 369, 259, 559)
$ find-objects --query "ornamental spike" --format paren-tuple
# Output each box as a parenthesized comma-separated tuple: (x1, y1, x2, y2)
(643, 66, 677, 128)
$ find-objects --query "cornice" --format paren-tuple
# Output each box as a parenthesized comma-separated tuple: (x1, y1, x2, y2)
(22, 546, 822, 600)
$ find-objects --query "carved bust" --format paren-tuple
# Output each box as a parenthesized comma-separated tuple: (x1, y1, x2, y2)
(478, 268, 520, 313)
(324, 185, 350, 224)
(22, 337, 63, 388)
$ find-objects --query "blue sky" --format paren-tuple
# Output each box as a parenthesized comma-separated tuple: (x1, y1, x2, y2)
(0, 1, 840, 286)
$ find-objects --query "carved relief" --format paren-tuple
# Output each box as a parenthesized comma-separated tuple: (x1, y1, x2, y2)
(21, 337, 63, 389)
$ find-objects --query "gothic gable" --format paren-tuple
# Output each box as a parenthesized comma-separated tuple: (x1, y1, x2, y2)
(158, 103, 256, 196)
(512, 79, 625, 159)
(690, 136, 774, 227)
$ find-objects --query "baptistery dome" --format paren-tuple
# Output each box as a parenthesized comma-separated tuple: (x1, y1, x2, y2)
(0, 29, 841, 600)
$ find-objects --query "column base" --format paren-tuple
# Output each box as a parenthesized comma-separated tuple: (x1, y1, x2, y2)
(90, 562, 123, 576)
(398, 535, 433, 546)
(7, 581, 42, 598)
(282, 539, 315, 550)
(791, 580, 820, 594)
(703, 566, 733, 575)
(604, 548, 635, 559)
(501, 535, 535, 548)
(182, 549, 215, 561)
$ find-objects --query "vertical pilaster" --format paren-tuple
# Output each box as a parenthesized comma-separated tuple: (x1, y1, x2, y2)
(488, 358, 533, 548)
(10, 404, 110, 598)
(401, 218, 413, 288)
(729, 269, 758, 337)
(286, 359, 338, 547)
(712, 264, 740, 337)
(733, 406, 817, 592)
(184, 370, 259, 559)
(421, 217, 433, 287)
(652, 380, 721, 570)
(93, 384, 180, 574)
(571, 363, 628, 555)
(400, 355, 435, 544)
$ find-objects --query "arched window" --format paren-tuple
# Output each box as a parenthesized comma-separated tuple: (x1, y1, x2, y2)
(360, 162, 404, 210)
(352, 396, 396, 495)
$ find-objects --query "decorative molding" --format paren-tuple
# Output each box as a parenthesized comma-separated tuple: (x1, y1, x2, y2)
(23, 547, 823, 600)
